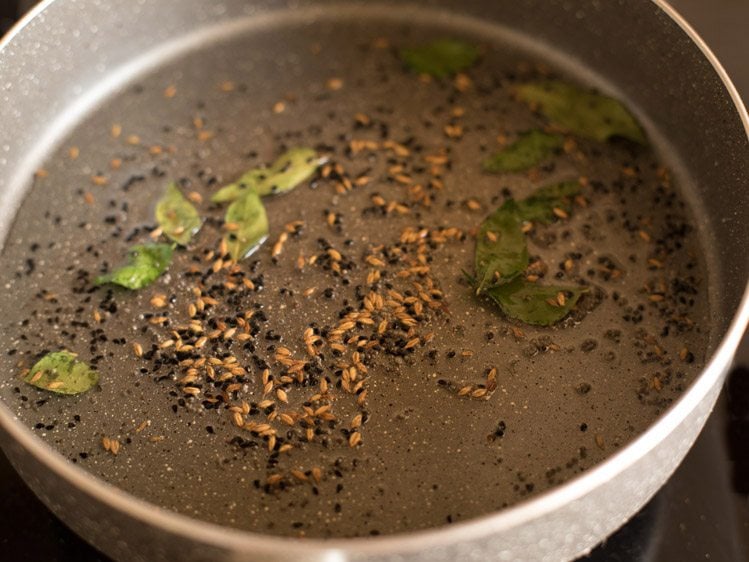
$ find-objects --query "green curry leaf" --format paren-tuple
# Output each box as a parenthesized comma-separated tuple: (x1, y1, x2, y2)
(475, 200, 529, 293)
(211, 148, 323, 203)
(515, 180, 581, 224)
(255, 148, 322, 196)
(95, 243, 173, 290)
(155, 182, 202, 245)
(211, 169, 265, 204)
(484, 277, 587, 326)
(473, 181, 588, 325)
(483, 130, 563, 173)
(223, 190, 269, 261)
(24, 351, 99, 395)
(400, 39, 479, 78)
(515, 80, 647, 145)
(474, 182, 580, 292)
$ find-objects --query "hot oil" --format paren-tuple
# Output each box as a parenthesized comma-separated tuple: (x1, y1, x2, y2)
(0, 14, 709, 537)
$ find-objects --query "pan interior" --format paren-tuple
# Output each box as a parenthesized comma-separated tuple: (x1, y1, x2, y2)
(0, 7, 714, 538)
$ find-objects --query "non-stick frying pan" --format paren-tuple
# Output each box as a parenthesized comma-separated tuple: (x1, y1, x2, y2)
(0, 1, 748, 561)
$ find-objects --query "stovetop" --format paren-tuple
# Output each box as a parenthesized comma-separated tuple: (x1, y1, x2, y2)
(1, 1, 748, 560)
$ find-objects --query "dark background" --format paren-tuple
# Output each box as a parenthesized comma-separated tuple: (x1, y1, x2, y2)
(1, 1, 748, 560)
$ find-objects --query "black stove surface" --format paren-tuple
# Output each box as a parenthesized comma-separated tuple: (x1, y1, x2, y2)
(1, 1, 748, 560)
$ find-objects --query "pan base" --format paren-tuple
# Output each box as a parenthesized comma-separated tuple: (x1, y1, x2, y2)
(0, 8, 710, 538)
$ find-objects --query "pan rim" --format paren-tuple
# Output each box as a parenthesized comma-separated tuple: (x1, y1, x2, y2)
(0, 0, 747, 556)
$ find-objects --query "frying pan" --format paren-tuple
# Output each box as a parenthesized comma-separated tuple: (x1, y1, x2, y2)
(0, 0, 747, 560)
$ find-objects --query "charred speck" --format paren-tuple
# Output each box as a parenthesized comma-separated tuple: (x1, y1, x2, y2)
(493, 421, 506, 438)
(576, 383, 592, 395)
(580, 339, 597, 352)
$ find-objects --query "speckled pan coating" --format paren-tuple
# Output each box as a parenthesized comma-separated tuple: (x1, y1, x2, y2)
(0, 18, 713, 537)
(0, 1, 747, 561)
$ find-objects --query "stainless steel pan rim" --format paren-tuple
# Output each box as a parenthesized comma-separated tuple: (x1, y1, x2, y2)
(0, 0, 747, 557)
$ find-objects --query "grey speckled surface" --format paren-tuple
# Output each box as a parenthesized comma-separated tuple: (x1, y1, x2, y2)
(0, 1, 744, 560)
(0, 14, 710, 537)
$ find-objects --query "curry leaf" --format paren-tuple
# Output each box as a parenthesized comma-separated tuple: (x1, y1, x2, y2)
(223, 190, 269, 261)
(475, 200, 529, 293)
(515, 80, 647, 145)
(211, 169, 265, 204)
(211, 148, 322, 203)
(515, 180, 581, 224)
(155, 182, 202, 245)
(255, 148, 323, 196)
(484, 277, 588, 326)
(400, 39, 479, 78)
(95, 243, 173, 290)
(483, 130, 563, 173)
(23, 351, 99, 395)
